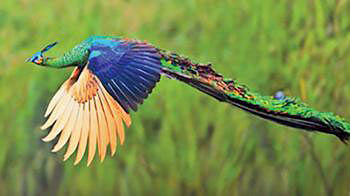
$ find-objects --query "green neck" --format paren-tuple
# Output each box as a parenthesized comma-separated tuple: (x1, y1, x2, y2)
(40, 36, 123, 68)
(42, 42, 90, 68)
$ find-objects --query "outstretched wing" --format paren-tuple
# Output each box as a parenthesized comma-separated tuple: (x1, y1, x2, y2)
(41, 39, 162, 165)
(88, 39, 162, 112)
(41, 66, 131, 166)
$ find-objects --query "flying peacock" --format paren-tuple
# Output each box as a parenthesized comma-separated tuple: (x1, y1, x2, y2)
(27, 35, 350, 166)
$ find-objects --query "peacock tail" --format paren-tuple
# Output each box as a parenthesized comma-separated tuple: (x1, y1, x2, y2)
(27, 36, 350, 165)
(159, 50, 350, 142)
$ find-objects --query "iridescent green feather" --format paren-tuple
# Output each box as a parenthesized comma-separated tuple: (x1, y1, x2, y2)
(42, 36, 122, 68)
(159, 50, 350, 142)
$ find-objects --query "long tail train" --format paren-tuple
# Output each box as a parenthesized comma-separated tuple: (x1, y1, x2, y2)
(159, 50, 350, 143)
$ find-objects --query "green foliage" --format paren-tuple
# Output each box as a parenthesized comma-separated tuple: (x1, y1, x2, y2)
(1, 0, 350, 195)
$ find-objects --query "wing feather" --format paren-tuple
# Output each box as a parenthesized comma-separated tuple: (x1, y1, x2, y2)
(74, 102, 90, 165)
(87, 99, 98, 166)
(41, 66, 132, 165)
(101, 84, 127, 145)
(95, 97, 102, 158)
(118, 73, 148, 99)
(102, 83, 131, 127)
(44, 83, 66, 117)
(109, 80, 134, 111)
(88, 39, 161, 113)
(99, 89, 117, 156)
(95, 95, 108, 162)
(41, 92, 71, 130)
(42, 97, 74, 142)
(52, 101, 79, 152)
(116, 115, 125, 145)
(64, 103, 83, 161)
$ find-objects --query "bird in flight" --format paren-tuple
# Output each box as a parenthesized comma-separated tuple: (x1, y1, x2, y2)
(27, 36, 350, 166)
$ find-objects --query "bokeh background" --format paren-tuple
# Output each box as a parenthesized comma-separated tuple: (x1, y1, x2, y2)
(1, 0, 350, 195)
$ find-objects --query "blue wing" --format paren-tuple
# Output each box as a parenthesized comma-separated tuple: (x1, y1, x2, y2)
(87, 38, 162, 112)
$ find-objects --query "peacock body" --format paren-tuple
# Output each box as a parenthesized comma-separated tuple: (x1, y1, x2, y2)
(27, 35, 350, 165)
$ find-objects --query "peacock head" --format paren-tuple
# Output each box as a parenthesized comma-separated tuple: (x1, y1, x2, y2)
(26, 42, 58, 65)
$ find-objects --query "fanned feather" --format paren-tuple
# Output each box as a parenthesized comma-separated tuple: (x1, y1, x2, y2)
(99, 90, 117, 156)
(95, 95, 108, 162)
(74, 102, 90, 165)
(44, 83, 66, 117)
(42, 97, 74, 142)
(102, 83, 131, 127)
(88, 99, 98, 166)
(41, 93, 71, 130)
(52, 101, 79, 152)
(64, 103, 83, 161)
(116, 116, 125, 145)
(41, 66, 133, 165)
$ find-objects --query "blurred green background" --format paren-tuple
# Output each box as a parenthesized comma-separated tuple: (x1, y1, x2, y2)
(1, 0, 350, 195)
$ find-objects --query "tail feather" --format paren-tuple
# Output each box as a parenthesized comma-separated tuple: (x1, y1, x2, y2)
(159, 50, 350, 143)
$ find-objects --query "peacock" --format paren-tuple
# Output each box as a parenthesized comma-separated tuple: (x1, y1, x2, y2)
(27, 35, 350, 166)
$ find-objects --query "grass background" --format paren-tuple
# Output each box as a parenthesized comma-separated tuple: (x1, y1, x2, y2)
(1, 0, 350, 195)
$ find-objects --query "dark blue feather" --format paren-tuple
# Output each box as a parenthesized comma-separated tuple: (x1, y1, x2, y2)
(113, 74, 141, 102)
(110, 78, 139, 111)
(87, 39, 161, 112)
(126, 62, 160, 76)
(106, 82, 130, 112)
(121, 69, 152, 91)
(123, 68, 159, 86)
(114, 78, 140, 111)
(118, 72, 148, 99)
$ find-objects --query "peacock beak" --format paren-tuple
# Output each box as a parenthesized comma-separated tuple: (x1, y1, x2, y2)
(25, 57, 32, 63)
